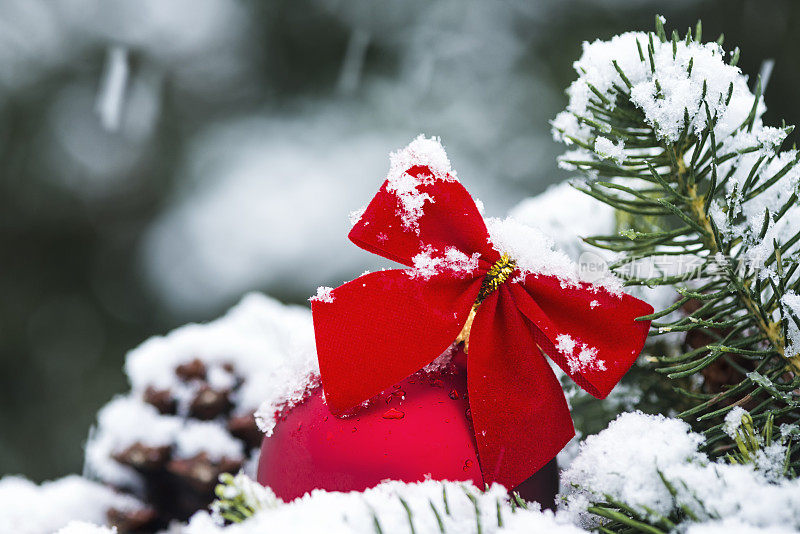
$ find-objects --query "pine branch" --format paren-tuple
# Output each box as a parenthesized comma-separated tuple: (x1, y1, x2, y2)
(553, 15, 800, 465)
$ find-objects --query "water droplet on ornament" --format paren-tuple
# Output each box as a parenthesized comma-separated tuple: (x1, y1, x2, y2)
(352, 427, 357, 433)
(382, 408, 405, 420)
(430, 378, 444, 388)
(385, 395, 394, 404)
(449, 389, 460, 400)
(463, 459, 473, 471)
(393, 384, 401, 389)
(465, 408, 472, 418)
(393, 389, 405, 397)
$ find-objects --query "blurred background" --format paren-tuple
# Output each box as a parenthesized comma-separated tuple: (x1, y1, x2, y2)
(1, 0, 798, 482)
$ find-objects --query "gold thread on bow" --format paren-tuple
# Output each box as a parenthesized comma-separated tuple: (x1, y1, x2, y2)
(455, 253, 517, 353)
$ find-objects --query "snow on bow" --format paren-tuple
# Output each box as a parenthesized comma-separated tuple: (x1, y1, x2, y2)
(311, 136, 653, 490)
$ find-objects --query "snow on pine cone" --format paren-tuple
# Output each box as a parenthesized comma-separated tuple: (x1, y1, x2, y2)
(84, 293, 319, 531)
(0, 475, 147, 534)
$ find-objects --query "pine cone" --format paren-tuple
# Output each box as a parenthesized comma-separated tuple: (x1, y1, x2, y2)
(98, 362, 256, 531)
(86, 294, 317, 533)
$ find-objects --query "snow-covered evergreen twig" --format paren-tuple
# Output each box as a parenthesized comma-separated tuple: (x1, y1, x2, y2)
(554, 15, 800, 453)
(553, 15, 800, 533)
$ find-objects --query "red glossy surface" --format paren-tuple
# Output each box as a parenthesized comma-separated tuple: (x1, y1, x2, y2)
(258, 366, 482, 500)
(257, 354, 559, 507)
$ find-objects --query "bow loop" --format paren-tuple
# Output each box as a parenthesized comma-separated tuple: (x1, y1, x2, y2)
(510, 275, 653, 399)
(468, 288, 575, 488)
(349, 140, 496, 267)
(312, 269, 482, 414)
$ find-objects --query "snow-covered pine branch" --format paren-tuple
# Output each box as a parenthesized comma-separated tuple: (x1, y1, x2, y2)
(552, 16, 800, 475)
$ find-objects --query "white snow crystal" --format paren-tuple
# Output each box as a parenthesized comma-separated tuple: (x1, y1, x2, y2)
(209, 472, 280, 522)
(555, 334, 605, 373)
(207, 365, 237, 391)
(562, 412, 706, 520)
(721, 149, 800, 281)
(576, 345, 604, 372)
(781, 291, 800, 357)
(720, 409, 790, 482)
(594, 136, 625, 164)
(556, 334, 577, 356)
(310, 286, 335, 303)
(387, 135, 454, 186)
(385, 135, 456, 232)
(408, 246, 480, 280)
(348, 205, 366, 227)
(723, 406, 748, 438)
(551, 112, 588, 145)
(84, 396, 182, 488)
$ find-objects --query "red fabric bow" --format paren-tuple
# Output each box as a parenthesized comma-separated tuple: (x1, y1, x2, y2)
(311, 150, 653, 490)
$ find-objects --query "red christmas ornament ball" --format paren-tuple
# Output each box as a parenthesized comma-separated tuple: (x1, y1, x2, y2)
(257, 349, 558, 507)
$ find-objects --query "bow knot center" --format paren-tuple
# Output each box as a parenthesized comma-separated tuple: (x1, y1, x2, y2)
(476, 253, 516, 303)
(456, 253, 517, 352)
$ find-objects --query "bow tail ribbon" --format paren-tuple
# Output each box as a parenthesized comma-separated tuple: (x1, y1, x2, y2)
(468, 287, 574, 488)
(467, 279, 652, 489)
